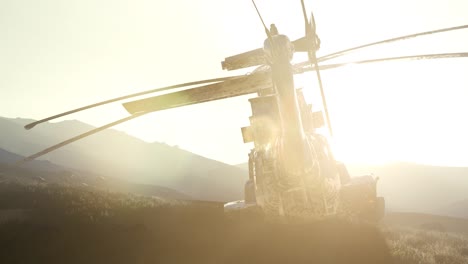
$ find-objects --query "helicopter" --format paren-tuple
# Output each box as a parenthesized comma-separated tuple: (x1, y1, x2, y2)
(17, 0, 468, 220)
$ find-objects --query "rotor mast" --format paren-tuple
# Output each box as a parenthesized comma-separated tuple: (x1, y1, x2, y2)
(263, 25, 310, 172)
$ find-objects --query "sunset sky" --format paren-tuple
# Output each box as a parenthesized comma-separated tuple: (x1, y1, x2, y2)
(1, 0, 468, 166)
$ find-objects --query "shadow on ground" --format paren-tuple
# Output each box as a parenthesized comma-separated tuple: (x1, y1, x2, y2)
(0, 183, 392, 264)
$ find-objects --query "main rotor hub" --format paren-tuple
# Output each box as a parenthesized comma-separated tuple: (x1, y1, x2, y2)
(263, 24, 294, 64)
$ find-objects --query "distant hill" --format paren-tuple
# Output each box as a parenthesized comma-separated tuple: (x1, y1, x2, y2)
(3, 116, 467, 213)
(0, 148, 189, 200)
(0, 117, 248, 202)
(435, 199, 468, 219)
(0, 148, 63, 172)
(347, 163, 468, 216)
(234, 162, 248, 171)
(383, 212, 468, 234)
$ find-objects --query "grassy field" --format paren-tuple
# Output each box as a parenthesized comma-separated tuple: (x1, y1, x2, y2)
(0, 182, 466, 264)
(381, 212, 468, 263)
(383, 227, 468, 264)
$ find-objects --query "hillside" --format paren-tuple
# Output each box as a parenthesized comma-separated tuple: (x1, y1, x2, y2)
(3, 182, 468, 264)
(347, 163, 468, 216)
(3, 116, 467, 211)
(0, 117, 248, 202)
(0, 183, 393, 264)
(438, 199, 468, 219)
(0, 147, 63, 172)
(0, 148, 189, 200)
(381, 212, 468, 263)
(383, 212, 468, 234)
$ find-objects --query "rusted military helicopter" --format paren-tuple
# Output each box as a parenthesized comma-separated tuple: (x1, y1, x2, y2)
(19, 1, 468, 220)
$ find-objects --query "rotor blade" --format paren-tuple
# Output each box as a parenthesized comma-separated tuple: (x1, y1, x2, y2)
(292, 37, 309, 52)
(311, 55, 333, 136)
(16, 113, 147, 166)
(24, 76, 239, 130)
(304, 10, 334, 136)
(300, 0, 309, 35)
(317, 24, 468, 63)
(221, 25, 468, 70)
(296, 0, 333, 136)
(123, 72, 272, 114)
(298, 52, 468, 72)
(221, 48, 265, 71)
(293, 2, 315, 52)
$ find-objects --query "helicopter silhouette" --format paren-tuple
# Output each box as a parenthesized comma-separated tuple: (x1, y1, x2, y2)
(18, 0, 468, 218)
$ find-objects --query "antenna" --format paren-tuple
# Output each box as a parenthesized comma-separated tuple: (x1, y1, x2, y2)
(251, 0, 271, 38)
(251, 0, 278, 60)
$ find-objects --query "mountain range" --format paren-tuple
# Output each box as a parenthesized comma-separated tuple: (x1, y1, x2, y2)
(0, 117, 248, 202)
(1, 116, 467, 218)
(0, 148, 190, 200)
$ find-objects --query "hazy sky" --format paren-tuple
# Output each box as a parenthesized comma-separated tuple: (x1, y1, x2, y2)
(1, 0, 468, 166)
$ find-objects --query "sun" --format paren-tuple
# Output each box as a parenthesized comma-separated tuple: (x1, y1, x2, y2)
(299, 54, 468, 167)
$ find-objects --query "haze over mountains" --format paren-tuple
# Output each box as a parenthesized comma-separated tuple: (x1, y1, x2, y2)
(0, 148, 190, 200)
(0, 117, 247, 202)
(347, 164, 468, 218)
(1, 116, 467, 218)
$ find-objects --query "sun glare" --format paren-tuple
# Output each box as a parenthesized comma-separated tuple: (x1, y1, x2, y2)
(299, 55, 468, 167)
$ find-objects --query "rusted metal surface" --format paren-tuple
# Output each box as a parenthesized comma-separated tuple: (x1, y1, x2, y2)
(221, 48, 265, 71)
(221, 37, 308, 71)
(123, 72, 272, 114)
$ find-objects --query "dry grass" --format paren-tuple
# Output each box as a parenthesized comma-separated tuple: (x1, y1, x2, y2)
(4, 182, 468, 264)
(383, 226, 468, 264)
(0, 182, 392, 264)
